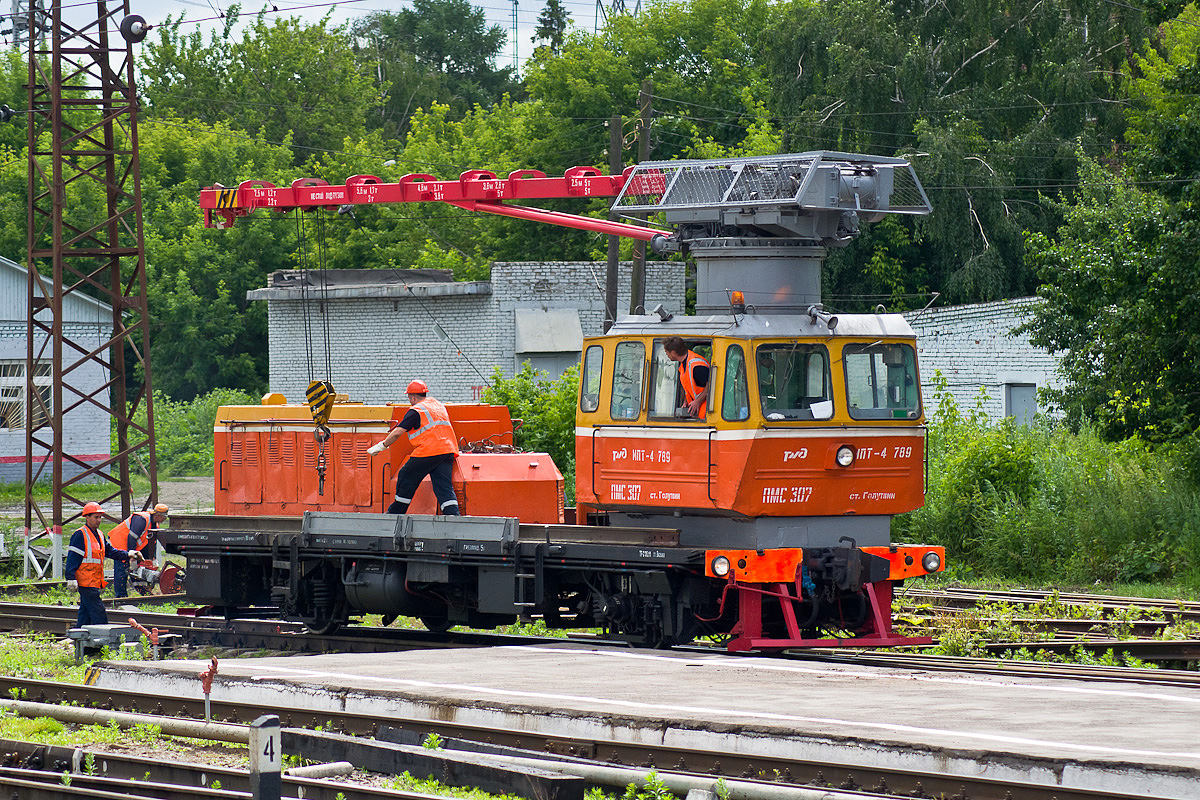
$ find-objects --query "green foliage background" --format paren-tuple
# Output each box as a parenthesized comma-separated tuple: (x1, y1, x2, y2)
(115, 389, 258, 478)
(482, 364, 579, 501)
(894, 377, 1200, 586)
(0, 0, 1176, 407)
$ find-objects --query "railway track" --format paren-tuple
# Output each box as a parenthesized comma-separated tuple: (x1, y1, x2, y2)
(5, 585, 1200, 672)
(0, 740, 411, 800)
(0, 675, 1173, 800)
(0, 588, 1195, 799)
(0, 600, 548, 653)
(903, 585, 1200, 622)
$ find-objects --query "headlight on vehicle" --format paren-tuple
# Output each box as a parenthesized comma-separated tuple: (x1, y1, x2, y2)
(711, 555, 731, 577)
(836, 445, 855, 467)
(921, 551, 942, 573)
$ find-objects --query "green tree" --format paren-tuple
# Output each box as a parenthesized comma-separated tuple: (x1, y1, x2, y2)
(137, 117, 299, 397)
(525, 0, 777, 163)
(303, 100, 608, 273)
(351, 0, 519, 137)
(1023, 6, 1200, 443)
(532, 0, 571, 56)
(1023, 156, 1185, 441)
(761, 0, 1151, 308)
(140, 7, 375, 163)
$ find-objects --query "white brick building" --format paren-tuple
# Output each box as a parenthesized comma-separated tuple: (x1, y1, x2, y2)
(905, 297, 1060, 423)
(0, 255, 112, 482)
(250, 261, 686, 403)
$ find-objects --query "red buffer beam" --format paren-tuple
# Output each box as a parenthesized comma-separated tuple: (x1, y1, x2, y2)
(200, 166, 670, 249)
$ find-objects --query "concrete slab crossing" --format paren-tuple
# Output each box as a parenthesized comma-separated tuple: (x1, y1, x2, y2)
(93, 643, 1200, 799)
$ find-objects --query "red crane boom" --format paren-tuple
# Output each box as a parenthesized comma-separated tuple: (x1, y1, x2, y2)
(200, 166, 669, 248)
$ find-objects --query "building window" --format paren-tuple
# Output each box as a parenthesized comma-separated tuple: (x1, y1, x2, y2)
(514, 309, 584, 381)
(0, 360, 52, 429)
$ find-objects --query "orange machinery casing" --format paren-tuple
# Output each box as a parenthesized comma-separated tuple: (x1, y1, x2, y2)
(214, 400, 564, 523)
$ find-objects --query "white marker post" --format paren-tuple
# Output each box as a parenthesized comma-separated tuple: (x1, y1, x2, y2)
(249, 714, 282, 800)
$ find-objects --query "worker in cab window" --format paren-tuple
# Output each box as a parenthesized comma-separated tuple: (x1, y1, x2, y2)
(664, 336, 710, 417)
(366, 379, 461, 516)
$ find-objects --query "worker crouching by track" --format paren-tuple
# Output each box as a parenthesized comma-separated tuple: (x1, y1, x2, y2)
(107, 503, 169, 597)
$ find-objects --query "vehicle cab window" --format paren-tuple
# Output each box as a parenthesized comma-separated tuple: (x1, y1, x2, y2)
(580, 345, 603, 413)
(722, 345, 749, 421)
(756, 343, 833, 421)
(610, 341, 646, 420)
(650, 338, 711, 419)
(844, 342, 921, 419)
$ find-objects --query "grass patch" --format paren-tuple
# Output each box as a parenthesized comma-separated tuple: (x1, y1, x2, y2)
(0, 633, 87, 683)
(0, 712, 247, 763)
(389, 772, 681, 800)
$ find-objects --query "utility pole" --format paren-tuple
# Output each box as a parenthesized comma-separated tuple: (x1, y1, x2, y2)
(629, 80, 651, 314)
(24, 2, 157, 572)
(604, 114, 622, 332)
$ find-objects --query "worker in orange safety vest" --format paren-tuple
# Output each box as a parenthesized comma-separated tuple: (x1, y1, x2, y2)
(664, 336, 710, 417)
(107, 503, 169, 597)
(65, 502, 138, 627)
(365, 379, 461, 515)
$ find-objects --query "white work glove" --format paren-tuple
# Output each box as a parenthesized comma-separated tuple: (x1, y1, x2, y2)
(66, 580, 77, 590)
(366, 442, 386, 456)
(129, 552, 143, 563)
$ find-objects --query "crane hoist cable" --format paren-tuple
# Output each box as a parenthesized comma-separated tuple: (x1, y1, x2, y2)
(296, 209, 336, 495)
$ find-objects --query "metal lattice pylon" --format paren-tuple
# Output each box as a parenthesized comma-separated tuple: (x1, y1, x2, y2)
(594, 0, 641, 32)
(23, 1, 157, 574)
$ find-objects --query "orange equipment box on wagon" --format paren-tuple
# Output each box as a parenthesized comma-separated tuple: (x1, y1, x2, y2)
(214, 394, 565, 523)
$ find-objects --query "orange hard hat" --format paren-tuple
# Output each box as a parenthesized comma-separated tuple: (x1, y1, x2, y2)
(153, 503, 169, 514)
(407, 379, 428, 394)
(82, 501, 103, 515)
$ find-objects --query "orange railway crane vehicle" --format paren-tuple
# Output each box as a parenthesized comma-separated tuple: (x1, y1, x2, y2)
(171, 152, 944, 651)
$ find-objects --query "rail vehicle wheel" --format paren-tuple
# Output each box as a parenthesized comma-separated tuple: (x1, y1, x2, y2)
(419, 611, 452, 633)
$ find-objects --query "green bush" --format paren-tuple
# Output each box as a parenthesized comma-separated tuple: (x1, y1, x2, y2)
(896, 376, 1200, 587)
(482, 363, 579, 501)
(114, 388, 257, 478)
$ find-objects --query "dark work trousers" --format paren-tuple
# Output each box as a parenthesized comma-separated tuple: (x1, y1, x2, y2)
(386, 453, 460, 515)
(112, 559, 128, 597)
(76, 586, 109, 627)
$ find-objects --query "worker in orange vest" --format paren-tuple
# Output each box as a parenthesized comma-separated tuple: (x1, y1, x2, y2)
(366, 379, 461, 515)
(664, 336, 710, 417)
(107, 503, 169, 597)
(65, 502, 138, 627)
